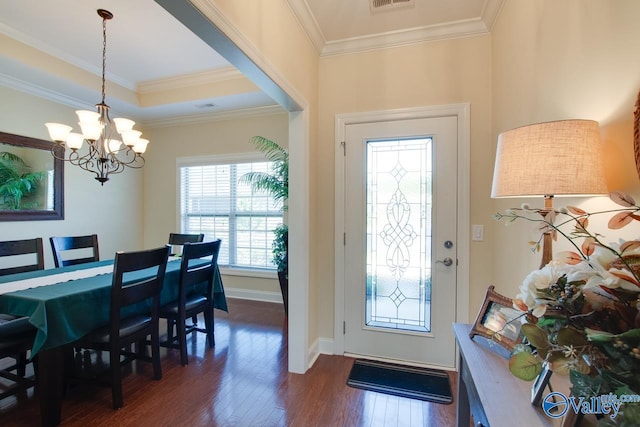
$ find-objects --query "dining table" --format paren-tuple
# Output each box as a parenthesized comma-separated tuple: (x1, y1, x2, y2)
(0, 256, 227, 426)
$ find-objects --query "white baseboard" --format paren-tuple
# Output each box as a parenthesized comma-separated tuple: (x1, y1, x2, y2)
(224, 287, 283, 304)
(307, 337, 335, 369)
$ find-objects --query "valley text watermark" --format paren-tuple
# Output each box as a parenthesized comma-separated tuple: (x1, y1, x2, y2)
(542, 391, 640, 420)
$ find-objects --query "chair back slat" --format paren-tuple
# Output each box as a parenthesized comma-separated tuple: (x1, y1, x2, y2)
(0, 238, 44, 276)
(110, 246, 170, 332)
(50, 234, 99, 268)
(179, 240, 221, 301)
(168, 233, 204, 245)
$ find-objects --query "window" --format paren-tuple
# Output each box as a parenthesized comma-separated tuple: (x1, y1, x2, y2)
(178, 154, 283, 270)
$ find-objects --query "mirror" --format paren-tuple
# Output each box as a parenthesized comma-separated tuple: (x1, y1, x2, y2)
(0, 131, 64, 221)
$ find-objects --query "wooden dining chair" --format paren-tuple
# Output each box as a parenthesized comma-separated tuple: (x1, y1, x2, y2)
(0, 238, 43, 385)
(72, 245, 170, 409)
(0, 314, 37, 400)
(49, 234, 99, 268)
(0, 238, 45, 276)
(167, 233, 204, 257)
(168, 233, 205, 246)
(160, 239, 221, 366)
(168, 233, 205, 325)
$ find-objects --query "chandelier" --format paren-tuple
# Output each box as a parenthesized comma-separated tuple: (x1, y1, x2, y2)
(45, 9, 148, 185)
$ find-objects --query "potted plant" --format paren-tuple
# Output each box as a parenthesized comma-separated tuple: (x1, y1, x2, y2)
(0, 151, 44, 210)
(240, 136, 289, 314)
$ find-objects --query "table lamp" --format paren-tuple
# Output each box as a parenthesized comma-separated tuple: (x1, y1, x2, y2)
(491, 119, 608, 268)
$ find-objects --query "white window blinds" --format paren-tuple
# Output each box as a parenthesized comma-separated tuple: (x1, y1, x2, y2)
(179, 159, 283, 269)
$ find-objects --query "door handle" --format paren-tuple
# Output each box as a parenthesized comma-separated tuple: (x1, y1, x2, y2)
(436, 257, 453, 267)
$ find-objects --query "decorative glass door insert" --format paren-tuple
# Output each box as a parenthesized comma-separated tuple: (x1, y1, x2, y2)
(366, 137, 432, 333)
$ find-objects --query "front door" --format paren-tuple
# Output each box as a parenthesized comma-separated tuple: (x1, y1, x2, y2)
(343, 115, 458, 367)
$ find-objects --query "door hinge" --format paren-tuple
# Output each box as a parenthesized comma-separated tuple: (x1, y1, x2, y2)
(340, 141, 346, 156)
(343, 321, 346, 334)
(343, 232, 346, 246)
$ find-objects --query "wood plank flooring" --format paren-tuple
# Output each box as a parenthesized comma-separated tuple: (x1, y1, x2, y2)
(0, 298, 458, 426)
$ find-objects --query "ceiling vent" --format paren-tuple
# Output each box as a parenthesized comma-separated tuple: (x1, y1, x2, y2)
(370, 0, 414, 13)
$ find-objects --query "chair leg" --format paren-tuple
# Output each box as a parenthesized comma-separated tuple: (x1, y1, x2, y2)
(110, 348, 123, 410)
(203, 307, 215, 349)
(178, 315, 188, 366)
(17, 351, 27, 377)
(191, 315, 198, 326)
(151, 329, 162, 380)
(166, 319, 174, 342)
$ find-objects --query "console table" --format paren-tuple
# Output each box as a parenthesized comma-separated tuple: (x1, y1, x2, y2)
(454, 323, 570, 427)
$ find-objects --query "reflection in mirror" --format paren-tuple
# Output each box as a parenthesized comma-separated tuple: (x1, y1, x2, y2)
(0, 132, 64, 221)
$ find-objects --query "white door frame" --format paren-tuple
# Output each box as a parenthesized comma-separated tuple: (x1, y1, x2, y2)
(334, 104, 471, 362)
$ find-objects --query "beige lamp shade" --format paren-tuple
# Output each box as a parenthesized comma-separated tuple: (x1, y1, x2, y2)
(491, 119, 608, 198)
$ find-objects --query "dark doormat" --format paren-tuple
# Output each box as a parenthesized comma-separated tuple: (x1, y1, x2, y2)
(347, 359, 453, 404)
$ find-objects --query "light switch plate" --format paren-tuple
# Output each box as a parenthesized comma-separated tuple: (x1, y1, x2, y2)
(472, 224, 483, 241)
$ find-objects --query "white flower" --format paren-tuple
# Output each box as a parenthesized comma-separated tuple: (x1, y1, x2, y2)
(584, 243, 640, 291)
(516, 261, 570, 308)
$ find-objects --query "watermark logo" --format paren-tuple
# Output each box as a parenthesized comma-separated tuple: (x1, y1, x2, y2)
(542, 392, 569, 418)
(542, 391, 640, 420)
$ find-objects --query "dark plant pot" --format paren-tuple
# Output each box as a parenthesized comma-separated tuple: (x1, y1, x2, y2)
(278, 270, 288, 316)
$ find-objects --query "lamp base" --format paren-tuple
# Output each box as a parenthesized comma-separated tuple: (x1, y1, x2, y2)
(538, 195, 555, 268)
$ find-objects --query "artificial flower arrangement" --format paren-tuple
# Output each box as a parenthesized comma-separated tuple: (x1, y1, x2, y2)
(494, 191, 640, 426)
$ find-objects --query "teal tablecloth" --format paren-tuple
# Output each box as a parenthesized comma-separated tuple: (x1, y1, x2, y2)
(0, 258, 227, 354)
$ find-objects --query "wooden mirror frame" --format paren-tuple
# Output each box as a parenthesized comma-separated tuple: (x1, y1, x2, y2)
(469, 285, 523, 352)
(0, 132, 64, 221)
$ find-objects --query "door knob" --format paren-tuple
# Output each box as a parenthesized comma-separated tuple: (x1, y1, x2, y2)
(436, 257, 453, 267)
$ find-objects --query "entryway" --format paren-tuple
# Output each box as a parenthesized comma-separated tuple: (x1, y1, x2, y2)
(335, 105, 470, 369)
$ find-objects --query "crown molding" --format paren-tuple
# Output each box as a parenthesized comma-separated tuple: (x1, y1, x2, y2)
(0, 23, 135, 91)
(285, 0, 325, 55)
(286, 0, 505, 57)
(138, 67, 245, 94)
(0, 72, 95, 111)
(481, 0, 505, 31)
(142, 104, 286, 128)
(321, 18, 490, 56)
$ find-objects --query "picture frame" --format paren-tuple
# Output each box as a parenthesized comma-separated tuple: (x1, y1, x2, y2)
(469, 285, 524, 352)
(531, 362, 553, 406)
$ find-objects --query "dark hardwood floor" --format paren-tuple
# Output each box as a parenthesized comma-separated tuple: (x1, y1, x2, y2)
(0, 298, 458, 426)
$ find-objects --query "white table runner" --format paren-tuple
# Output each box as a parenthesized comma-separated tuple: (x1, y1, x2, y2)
(0, 265, 114, 295)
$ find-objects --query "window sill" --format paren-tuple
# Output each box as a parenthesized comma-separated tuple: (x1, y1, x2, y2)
(219, 267, 278, 280)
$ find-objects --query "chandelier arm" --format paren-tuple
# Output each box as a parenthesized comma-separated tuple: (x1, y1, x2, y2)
(111, 149, 145, 167)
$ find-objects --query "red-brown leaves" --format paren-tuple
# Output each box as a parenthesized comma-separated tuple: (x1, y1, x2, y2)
(620, 240, 640, 254)
(559, 251, 584, 265)
(567, 206, 587, 216)
(610, 191, 636, 207)
(608, 211, 636, 229)
(581, 237, 596, 257)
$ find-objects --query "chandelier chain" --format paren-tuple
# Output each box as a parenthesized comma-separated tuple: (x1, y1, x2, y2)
(101, 15, 107, 105)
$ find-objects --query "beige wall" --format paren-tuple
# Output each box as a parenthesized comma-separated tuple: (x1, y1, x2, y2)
(317, 36, 494, 336)
(491, 0, 640, 298)
(0, 86, 143, 267)
(142, 111, 289, 295)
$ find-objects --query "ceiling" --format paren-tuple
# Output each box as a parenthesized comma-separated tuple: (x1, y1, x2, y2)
(0, 0, 503, 125)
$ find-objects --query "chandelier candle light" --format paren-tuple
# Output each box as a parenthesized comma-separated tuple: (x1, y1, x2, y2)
(491, 119, 608, 268)
(45, 9, 148, 185)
